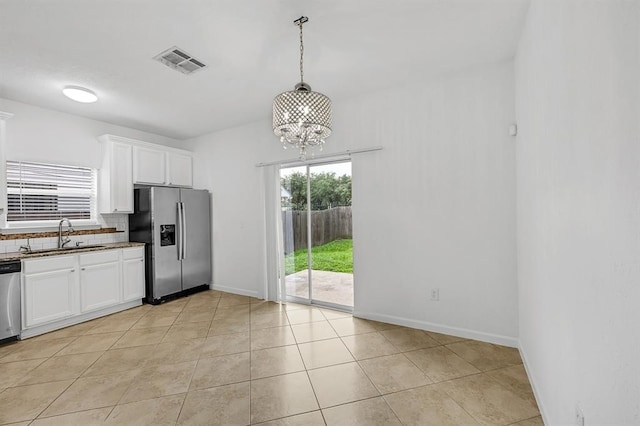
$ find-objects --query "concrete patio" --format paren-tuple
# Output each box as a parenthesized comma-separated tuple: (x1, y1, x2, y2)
(285, 270, 354, 307)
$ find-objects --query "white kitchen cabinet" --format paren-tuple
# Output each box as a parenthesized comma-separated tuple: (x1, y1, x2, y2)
(133, 147, 193, 187)
(122, 247, 145, 302)
(79, 250, 120, 313)
(98, 138, 133, 213)
(100, 134, 193, 191)
(21, 245, 146, 338)
(166, 151, 193, 187)
(22, 255, 77, 328)
(133, 146, 166, 185)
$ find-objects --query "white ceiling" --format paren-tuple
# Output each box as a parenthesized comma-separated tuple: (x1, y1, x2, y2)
(0, 0, 530, 140)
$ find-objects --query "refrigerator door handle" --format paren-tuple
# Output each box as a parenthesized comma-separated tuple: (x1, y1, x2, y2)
(181, 202, 187, 260)
(177, 202, 184, 261)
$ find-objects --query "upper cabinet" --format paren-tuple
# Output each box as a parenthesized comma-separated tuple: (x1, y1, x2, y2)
(98, 138, 133, 214)
(98, 135, 193, 213)
(133, 146, 166, 185)
(166, 152, 193, 187)
(132, 146, 193, 187)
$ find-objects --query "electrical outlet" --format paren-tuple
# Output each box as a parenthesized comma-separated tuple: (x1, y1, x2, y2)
(430, 288, 440, 301)
(576, 405, 584, 426)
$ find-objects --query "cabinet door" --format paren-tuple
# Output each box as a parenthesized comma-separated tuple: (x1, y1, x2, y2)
(166, 152, 193, 187)
(23, 269, 76, 327)
(123, 257, 145, 302)
(80, 261, 120, 313)
(111, 142, 133, 213)
(133, 146, 166, 185)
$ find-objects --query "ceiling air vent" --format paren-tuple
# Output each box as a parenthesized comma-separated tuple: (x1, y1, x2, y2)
(153, 46, 207, 75)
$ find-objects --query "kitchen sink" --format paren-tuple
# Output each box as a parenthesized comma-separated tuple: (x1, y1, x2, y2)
(27, 244, 106, 255)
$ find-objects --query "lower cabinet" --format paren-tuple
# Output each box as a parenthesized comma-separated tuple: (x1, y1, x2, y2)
(22, 255, 77, 328)
(122, 247, 145, 302)
(80, 250, 120, 313)
(21, 246, 145, 337)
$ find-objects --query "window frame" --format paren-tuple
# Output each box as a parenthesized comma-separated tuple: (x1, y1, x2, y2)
(4, 160, 99, 229)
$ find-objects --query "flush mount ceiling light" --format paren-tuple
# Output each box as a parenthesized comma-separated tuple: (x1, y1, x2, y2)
(273, 16, 332, 160)
(62, 86, 98, 103)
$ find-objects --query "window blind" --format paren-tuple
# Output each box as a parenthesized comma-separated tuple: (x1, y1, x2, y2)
(6, 161, 96, 223)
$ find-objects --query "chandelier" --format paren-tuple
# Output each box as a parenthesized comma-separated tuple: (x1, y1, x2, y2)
(273, 16, 332, 160)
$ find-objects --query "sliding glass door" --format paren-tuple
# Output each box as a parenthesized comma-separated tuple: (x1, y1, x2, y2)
(281, 165, 309, 300)
(280, 161, 353, 309)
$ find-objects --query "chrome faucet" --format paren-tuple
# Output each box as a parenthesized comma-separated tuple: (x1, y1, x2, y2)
(19, 238, 32, 254)
(58, 218, 74, 248)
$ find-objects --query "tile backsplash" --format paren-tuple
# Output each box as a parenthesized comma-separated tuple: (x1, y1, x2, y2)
(0, 214, 129, 254)
(101, 214, 128, 234)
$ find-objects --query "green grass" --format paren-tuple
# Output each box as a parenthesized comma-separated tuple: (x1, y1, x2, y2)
(285, 239, 353, 274)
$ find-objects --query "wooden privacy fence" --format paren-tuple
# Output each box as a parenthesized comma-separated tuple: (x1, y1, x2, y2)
(282, 206, 352, 253)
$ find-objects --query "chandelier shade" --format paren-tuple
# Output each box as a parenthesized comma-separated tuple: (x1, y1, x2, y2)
(272, 16, 332, 159)
(273, 86, 332, 157)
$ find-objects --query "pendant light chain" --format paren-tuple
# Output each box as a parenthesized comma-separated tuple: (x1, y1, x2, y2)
(298, 20, 304, 84)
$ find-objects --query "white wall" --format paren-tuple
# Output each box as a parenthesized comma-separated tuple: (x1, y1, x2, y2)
(186, 120, 272, 298)
(348, 62, 517, 345)
(0, 97, 182, 169)
(515, 0, 640, 423)
(187, 61, 518, 345)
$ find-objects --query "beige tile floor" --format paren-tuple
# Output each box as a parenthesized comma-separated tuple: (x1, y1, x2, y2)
(0, 290, 543, 425)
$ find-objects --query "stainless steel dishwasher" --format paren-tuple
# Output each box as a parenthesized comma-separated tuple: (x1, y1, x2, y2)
(0, 260, 21, 341)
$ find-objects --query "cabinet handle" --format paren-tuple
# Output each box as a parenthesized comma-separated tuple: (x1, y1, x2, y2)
(140, 259, 144, 262)
(70, 269, 75, 272)
(81, 268, 85, 271)
(114, 208, 118, 212)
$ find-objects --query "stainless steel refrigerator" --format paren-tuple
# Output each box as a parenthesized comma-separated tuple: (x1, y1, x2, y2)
(129, 187, 212, 304)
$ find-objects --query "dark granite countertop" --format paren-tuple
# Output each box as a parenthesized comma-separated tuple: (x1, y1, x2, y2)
(0, 242, 145, 262)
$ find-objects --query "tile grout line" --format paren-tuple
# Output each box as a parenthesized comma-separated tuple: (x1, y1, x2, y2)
(319, 317, 396, 423)
(101, 302, 172, 422)
(159, 295, 188, 426)
(292, 327, 327, 425)
(20, 379, 75, 422)
(26, 333, 93, 421)
(0, 296, 179, 423)
(324, 394, 403, 424)
(380, 395, 407, 426)
(112, 294, 199, 422)
(254, 300, 324, 424)
(432, 375, 485, 425)
(506, 414, 544, 425)
(5, 306, 149, 421)
(331, 323, 485, 425)
(340, 329, 406, 424)
(105, 306, 165, 421)
(172, 292, 219, 425)
(251, 409, 323, 426)
(398, 346, 440, 384)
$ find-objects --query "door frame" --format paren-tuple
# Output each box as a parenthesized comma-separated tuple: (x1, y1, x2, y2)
(278, 159, 354, 312)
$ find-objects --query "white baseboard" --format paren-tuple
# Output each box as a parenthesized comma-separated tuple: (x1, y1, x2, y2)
(211, 284, 262, 299)
(21, 300, 142, 339)
(353, 310, 519, 348)
(519, 342, 549, 425)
